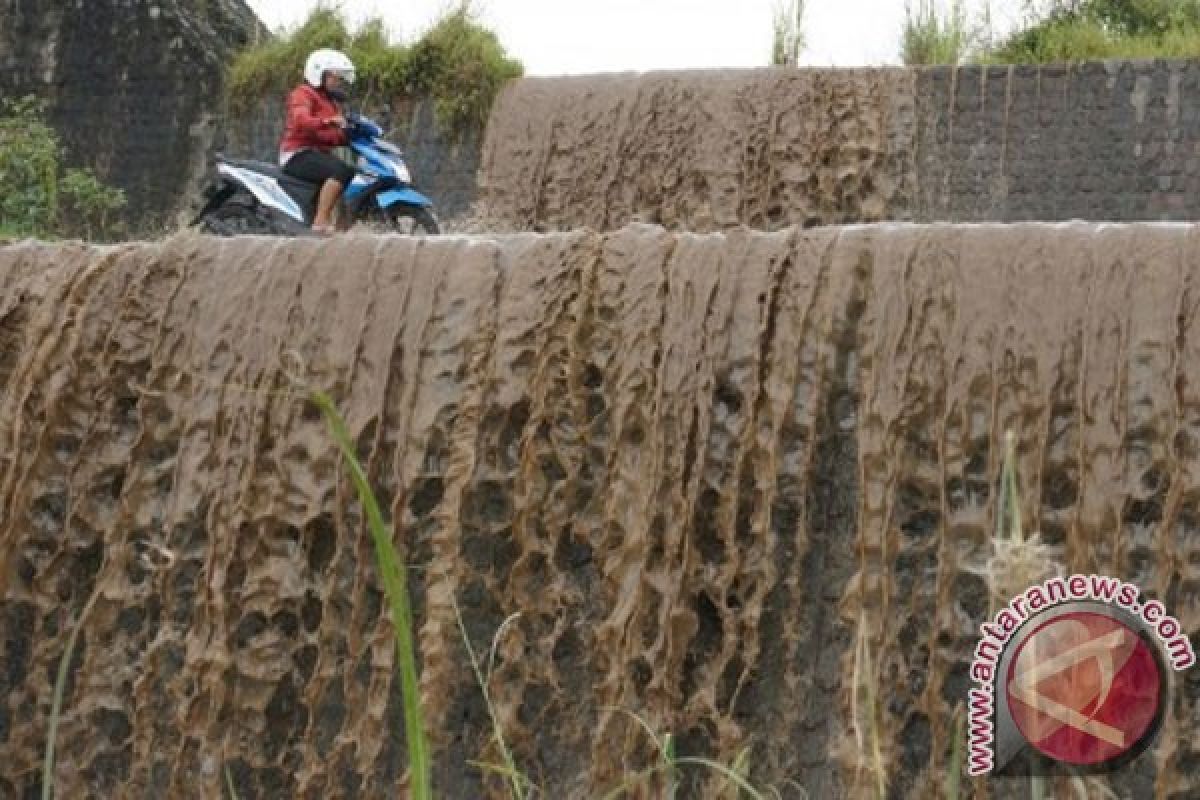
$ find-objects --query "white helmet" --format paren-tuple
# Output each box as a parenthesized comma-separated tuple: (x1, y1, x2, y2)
(304, 49, 356, 89)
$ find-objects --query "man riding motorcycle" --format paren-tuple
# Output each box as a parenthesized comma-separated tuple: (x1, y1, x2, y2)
(280, 49, 357, 234)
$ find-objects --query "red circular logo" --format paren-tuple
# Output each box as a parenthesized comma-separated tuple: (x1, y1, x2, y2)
(1005, 611, 1163, 766)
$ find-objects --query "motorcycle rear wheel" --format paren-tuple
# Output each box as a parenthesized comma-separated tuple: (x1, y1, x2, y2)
(200, 202, 282, 236)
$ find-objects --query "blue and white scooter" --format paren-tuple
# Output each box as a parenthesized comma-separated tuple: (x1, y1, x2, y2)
(195, 112, 439, 236)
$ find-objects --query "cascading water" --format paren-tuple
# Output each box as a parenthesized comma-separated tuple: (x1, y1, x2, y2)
(1, 223, 1197, 798)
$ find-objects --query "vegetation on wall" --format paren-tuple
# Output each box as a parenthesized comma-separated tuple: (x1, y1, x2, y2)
(227, 4, 523, 133)
(770, 0, 807, 66)
(900, 0, 1200, 65)
(0, 97, 127, 241)
(988, 0, 1200, 62)
(902, 0, 986, 65)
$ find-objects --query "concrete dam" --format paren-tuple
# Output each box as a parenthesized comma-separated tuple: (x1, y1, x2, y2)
(2, 220, 1199, 798)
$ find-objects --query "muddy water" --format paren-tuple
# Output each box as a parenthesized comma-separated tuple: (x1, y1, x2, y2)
(478, 70, 917, 234)
(0, 225, 1198, 799)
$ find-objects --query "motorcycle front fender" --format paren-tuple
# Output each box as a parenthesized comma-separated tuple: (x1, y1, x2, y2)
(376, 187, 433, 209)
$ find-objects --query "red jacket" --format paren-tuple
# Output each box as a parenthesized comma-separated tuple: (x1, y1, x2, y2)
(279, 84, 348, 156)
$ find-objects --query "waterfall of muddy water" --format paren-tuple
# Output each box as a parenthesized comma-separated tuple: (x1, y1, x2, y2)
(1, 224, 1198, 799)
(477, 70, 917, 234)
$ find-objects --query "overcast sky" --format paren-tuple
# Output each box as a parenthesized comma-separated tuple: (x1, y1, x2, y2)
(244, 1, 1029, 75)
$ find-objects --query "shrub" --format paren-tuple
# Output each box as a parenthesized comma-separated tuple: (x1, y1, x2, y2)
(0, 97, 60, 235)
(901, 0, 982, 65)
(405, 7, 523, 131)
(227, 7, 352, 107)
(227, 4, 523, 133)
(983, 0, 1200, 62)
(59, 168, 128, 240)
(0, 97, 126, 241)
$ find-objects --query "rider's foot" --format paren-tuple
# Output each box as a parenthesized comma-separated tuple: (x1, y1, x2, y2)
(311, 223, 335, 236)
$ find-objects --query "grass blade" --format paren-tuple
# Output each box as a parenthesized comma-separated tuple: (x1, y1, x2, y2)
(312, 389, 432, 799)
(43, 574, 105, 800)
(600, 764, 671, 800)
(946, 703, 965, 800)
(664, 732, 677, 800)
(598, 708, 770, 800)
(225, 766, 240, 800)
(674, 757, 768, 800)
(453, 598, 527, 799)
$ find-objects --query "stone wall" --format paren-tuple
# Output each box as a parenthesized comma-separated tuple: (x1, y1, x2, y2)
(915, 60, 1200, 222)
(0, 0, 264, 227)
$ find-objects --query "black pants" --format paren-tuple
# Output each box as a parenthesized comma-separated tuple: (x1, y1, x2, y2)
(283, 149, 355, 188)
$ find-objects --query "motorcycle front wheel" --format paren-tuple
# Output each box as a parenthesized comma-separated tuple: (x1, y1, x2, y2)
(370, 204, 440, 235)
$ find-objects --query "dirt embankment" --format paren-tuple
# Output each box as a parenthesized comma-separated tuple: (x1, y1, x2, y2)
(1, 225, 1198, 798)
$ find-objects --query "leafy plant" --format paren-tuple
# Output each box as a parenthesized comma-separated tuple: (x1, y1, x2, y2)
(405, 4, 523, 132)
(227, 3, 522, 133)
(0, 96, 126, 241)
(983, 0, 1200, 62)
(59, 167, 127, 240)
(0, 96, 60, 236)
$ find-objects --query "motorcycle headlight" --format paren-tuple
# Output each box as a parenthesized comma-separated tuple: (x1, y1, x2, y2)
(357, 154, 410, 183)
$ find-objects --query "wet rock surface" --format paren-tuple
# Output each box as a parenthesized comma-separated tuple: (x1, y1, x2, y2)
(0, 224, 1198, 798)
(478, 70, 918, 233)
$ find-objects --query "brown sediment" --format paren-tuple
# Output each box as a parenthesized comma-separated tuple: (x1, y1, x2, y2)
(477, 70, 917, 234)
(0, 224, 1198, 799)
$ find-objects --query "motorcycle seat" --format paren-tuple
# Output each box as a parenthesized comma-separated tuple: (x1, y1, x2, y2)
(219, 157, 291, 182)
(218, 156, 324, 206)
(221, 156, 328, 186)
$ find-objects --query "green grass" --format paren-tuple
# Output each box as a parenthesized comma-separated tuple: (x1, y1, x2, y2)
(42, 572, 106, 800)
(770, 0, 806, 66)
(227, 4, 522, 132)
(989, 432, 1059, 800)
(598, 708, 769, 799)
(945, 703, 965, 800)
(850, 612, 887, 800)
(984, 17, 1200, 63)
(995, 430, 1023, 543)
(900, 0, 1200, 65)
(452, 602, 530, 798)
(980, 0, 1200, 63)
(312, 388, 432, 799)
(902, 0, 979, 65)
